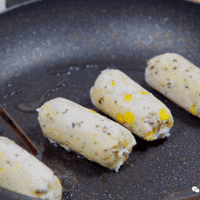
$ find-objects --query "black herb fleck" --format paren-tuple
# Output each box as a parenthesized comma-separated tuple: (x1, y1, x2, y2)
(72, 123, 75, 128)
(173, 67, 177, 70)
(115, 101, 117, 103)
(185, 86, 188, 88)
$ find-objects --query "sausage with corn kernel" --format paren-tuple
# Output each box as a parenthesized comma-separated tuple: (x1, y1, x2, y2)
(0, 136, 62, 200)
(37, 97, 136, 172)
(90, 69, 174, 141)
(145, 53, 200, 117)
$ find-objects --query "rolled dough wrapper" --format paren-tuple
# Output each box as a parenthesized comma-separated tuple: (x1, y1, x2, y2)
(145, 53, 200, 117)
(90, 69, 174, 141)
(37, 97, 136, 172)
(0, 136, 62, 200)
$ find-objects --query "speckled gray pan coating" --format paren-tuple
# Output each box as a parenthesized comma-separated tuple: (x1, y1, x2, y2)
(0, 0, 200, 199)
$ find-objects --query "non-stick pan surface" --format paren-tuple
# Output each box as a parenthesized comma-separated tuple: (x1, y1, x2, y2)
(0, 0, 200, 199)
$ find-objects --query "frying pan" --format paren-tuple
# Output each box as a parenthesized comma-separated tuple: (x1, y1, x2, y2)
(0, 0, 200, 199)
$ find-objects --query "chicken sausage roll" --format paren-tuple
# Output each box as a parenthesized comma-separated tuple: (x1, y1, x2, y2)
(0, 136, 62, 199)
(145, 53, 200, 117)
(37, 97, 136, 172)
(90, 69, 174, 141)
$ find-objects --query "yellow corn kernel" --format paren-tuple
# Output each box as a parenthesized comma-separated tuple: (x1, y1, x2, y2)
(159, 82, 164, 87)
(117, 113, 126, 124)
(166, 121, 173, 128)
(145, 131, 155, 141)
(159, 108, 170, 121)
(124, 112, 134, 124)
(58, 178, 61, 184)
(123, 94, 133, 102)
(89, 109, 98, 114)
(112, 81, 116, 86)
(0, 167, 1, 171)
(190, 105, 198, 116)
(140, 91, 150, 95)
(124, 140, 129, 147)
(44, 104, 50, 109)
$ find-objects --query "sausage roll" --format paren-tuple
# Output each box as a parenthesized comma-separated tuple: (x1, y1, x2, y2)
(90, 69, 174, 141)
(37, 97, 136, 172)
(145, 53, 200, 117)
(0, 136, 62, 199)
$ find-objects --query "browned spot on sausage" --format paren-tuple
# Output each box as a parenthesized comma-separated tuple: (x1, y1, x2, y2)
(164, 67, 168, 71)
(167, 82, 171, 88)
(150, 66, 155, 70)
(95, 152, 98, 156)
(35, 189, 47, 197)
(99, 97, 104, 104)
(50, 117, 53, 120)
(173, 67, 177, 70)
(148, 121, 154, 125)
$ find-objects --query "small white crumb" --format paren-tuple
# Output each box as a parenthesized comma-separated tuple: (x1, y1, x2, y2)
(192, 186, 200, 193)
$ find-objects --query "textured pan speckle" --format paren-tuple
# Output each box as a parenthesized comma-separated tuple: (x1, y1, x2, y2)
(0, 0, 200, 199)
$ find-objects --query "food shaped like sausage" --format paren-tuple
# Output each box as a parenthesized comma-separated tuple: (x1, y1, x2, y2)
(145, 53, 200, 117)
(90, 69, 174, 141)
(0, 136, 62, 200)
(37, 97, 136, 172)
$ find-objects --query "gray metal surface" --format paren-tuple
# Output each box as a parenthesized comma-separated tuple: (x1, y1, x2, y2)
(0, 0, 200, 199)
